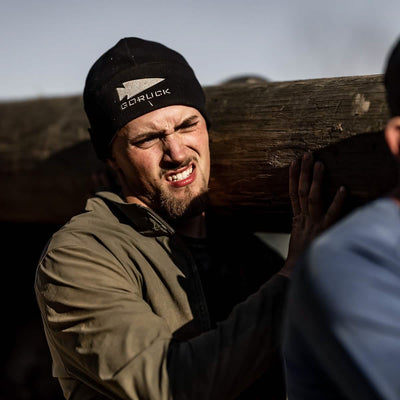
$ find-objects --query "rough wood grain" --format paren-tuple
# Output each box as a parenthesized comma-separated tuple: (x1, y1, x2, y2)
(206, 74, 397, 230)
(0, 74, 396, 231)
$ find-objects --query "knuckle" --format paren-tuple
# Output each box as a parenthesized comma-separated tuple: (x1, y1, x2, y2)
(292, 215, 305, 227)
(298, 189, 308, 198)
(308, 195, 316, 205)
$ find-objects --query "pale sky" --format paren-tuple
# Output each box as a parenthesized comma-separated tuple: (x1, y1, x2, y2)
(1, 0, 400, 101)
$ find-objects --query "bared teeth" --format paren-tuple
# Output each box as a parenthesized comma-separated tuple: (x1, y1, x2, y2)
(167, 165, 193, 182)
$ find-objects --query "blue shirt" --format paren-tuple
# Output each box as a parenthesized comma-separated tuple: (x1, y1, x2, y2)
(284, 198, 400, 400)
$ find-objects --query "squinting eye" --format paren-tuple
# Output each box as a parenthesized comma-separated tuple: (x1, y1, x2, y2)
(180, 121, 198, 132)
(133, 136, 160, 149)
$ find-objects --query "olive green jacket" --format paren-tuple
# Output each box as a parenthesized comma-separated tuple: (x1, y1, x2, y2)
(35, 192, 289, 399)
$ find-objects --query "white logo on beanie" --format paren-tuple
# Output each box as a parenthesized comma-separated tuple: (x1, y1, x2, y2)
(116, 78, 165, 101)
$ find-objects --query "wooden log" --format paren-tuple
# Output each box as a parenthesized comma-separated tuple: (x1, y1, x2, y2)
(0, 75, 396, 231)
(207, 74, 397, 231)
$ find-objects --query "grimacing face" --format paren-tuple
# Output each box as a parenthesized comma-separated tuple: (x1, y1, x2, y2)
(107, 105, 211, 220)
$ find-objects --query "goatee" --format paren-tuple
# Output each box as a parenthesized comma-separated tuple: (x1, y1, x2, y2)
(158, 188, 209, 221)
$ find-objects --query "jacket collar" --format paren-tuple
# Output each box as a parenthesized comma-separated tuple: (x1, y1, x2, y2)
(95, 191, 175, 236)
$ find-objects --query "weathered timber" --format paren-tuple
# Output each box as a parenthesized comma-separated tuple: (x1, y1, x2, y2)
(0, 74, 397, 231)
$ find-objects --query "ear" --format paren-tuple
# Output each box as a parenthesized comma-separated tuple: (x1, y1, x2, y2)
(384, 117, 400, 157)
(106, 156, 119, 171)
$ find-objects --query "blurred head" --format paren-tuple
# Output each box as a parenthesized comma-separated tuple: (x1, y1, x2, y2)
(384, 38, 400, 163)
(384, 37, 400, 118)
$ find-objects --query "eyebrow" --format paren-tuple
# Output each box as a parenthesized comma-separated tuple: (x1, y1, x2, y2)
(175, 115, 199, 130)
(132, 115, 199, 141)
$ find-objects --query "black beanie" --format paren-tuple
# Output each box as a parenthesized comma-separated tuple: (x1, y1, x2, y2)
(83, 37, 209, 160)
(384, 37, 400, 117)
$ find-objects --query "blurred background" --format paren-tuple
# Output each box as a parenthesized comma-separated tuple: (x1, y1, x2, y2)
(2, 0, 400, 101)
(1, 0, 400, 398)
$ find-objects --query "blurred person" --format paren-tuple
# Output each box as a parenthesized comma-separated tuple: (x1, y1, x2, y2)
(34, 37, 345, 399)
(283, 36, 400, 400)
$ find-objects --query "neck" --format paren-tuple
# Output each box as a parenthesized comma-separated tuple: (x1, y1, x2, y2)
(173, 212, 207, 239)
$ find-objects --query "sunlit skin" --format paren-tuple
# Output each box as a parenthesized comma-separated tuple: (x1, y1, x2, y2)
(107, 105, 211, 233)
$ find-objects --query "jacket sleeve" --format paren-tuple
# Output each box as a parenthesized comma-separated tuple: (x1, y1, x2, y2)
(35, 242, 289, 400)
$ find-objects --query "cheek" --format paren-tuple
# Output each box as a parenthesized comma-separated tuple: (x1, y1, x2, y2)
(201, 134, 210, 162)
(125, 153, 161, 184)
(192, 129, 209, 154)
(198, 139, 211, 181)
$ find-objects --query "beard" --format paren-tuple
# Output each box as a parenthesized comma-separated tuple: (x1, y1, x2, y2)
(158, 186, 210, 221)
(150, 163, 210, 221)
(152, 157, 210, 221)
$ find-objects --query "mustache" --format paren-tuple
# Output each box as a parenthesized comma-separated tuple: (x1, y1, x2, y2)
(159, 157, 197, 176)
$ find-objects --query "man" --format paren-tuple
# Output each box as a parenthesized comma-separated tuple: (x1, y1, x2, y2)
(35, 37, 345, 399)
(283, 37, 400, 400)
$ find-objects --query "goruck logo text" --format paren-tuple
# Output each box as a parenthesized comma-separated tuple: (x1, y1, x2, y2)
(116, 78, 171, 109)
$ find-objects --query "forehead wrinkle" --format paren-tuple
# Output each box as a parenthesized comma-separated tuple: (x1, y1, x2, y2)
(118, 119, 165, 141)
(118, 106, 201, 139)
(135, 114, 175, 136)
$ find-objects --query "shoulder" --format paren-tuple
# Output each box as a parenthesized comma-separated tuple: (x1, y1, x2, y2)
(35, 196, 143, 296)
(46, 194, 139, 251)
(301, 198, 400, 306)
(311, 198, 400, 262)
(37, 195, 141, 278)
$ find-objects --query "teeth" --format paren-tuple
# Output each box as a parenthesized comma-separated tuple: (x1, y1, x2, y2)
(167, 166, 193, 182)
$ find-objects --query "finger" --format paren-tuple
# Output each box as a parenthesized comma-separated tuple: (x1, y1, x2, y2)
(308, 161, 324, 219)
(298, 152, 313, 214)
(324, 186, 347, 228)
(289, 158, 301, 216)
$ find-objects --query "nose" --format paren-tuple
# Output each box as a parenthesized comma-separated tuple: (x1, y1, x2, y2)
(162, 133, 187, 165)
